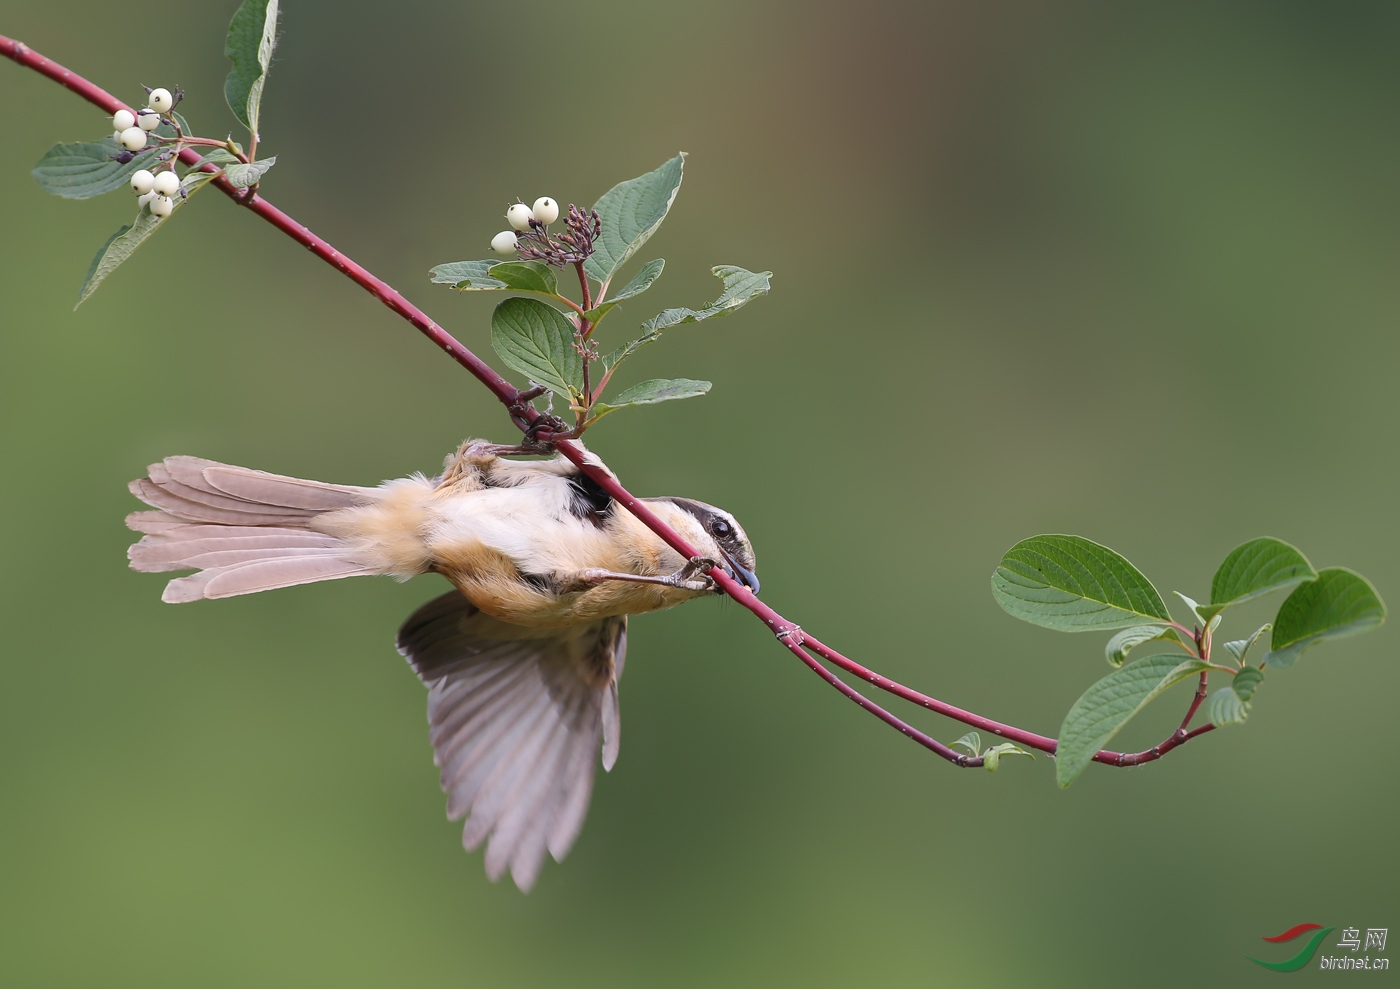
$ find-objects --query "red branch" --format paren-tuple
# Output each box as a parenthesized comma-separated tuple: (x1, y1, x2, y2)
(2, 34, 1215, 772)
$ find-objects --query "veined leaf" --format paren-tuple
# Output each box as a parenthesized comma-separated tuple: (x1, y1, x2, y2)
(983, 742, 1034, 772)
(482, 261, 561, 296)
(1222, 624, 1271, 664)
(583, 154, 685, 285)
(1201, 537, 1317, 621)
(224, 156, 276, 188)
(1056, 654, 1209, 787)
(224, 0, 279, 134)
(490, 298, 582, 399)
(951, 732, 983, 756)
(1207, 686, 1249, 727)
(1232, 666, 1264, 701)
(33, 140, 157, 199)
(992, 535, 1170, 632)
(589, 378, 711, 422)
(640, 265, 772, 333)
(430, 260, 508, 290)
(1104, 624, 1187, 668)
(583, 258, 665, 322)
(195, 147, 242, 166)
(75, 169, 216, 307)
(1265, 568, 1386, 669)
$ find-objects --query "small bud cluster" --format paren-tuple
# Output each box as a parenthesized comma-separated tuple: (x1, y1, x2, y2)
(491, 197, 561, 255)
(514, 203, 601, 267)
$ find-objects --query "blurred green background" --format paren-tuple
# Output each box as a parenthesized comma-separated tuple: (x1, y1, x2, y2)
(2, 2, 1397, 986)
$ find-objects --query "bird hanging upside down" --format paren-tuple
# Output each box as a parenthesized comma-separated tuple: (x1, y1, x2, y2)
(125, 439, 758, 891)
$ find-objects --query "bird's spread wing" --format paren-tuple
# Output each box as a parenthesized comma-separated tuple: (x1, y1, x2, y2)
(397, 590, 626, 891)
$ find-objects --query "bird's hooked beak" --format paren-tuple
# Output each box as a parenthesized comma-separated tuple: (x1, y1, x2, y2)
(718, 550, 760, 595)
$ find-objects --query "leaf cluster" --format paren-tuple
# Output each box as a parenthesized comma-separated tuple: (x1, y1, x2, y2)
(430, 155, 772, 433)
(991, 535, 1385, 787)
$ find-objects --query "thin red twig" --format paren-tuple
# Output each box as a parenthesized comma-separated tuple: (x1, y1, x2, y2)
(1, 34, 1216, 773)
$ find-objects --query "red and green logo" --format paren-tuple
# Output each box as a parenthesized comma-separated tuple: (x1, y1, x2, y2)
(1246, 924, 1334, 972)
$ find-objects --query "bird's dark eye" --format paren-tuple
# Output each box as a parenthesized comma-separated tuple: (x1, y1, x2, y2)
(711, 518, 732, 539)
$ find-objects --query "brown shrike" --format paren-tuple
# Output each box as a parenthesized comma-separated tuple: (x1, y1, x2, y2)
(126, 439, 758, 891)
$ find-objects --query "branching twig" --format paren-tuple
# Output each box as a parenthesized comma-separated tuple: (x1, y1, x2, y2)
(1, 33, 1218, 774)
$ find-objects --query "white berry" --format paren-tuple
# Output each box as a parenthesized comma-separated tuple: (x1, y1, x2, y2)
(150, 195, 175, 218)
(149, 88, 174, 113)
(130, 169, 156, 195)
(114, 130, 124, 142)
(152, 171, 181, 197)
(113, 109, 136, 131)
(137, 192, 155, 209)
(137, 110, 161, 132)
(491, 230, 518, 255)
(119, 127, 148, 152)
(531, 197, 559, 225)
(505, 203, 534, 231)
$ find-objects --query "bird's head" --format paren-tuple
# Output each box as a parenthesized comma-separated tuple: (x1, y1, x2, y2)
(652, 497, 759, 594)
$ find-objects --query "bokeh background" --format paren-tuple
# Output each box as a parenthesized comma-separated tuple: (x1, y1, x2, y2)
(2, 2, 1397, 986)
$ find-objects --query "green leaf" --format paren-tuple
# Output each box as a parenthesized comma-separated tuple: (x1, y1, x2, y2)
(583, 154, 685, 285)
(1204, 537, 1317, 620)
(983, 742, 1035, 772)
(1207, 686, 1249, 727)
(490, 298, 582, 399)
(195, 147, 242, 166)
(583, 258, 665, 322)
(991, 535, 1171, 633)
(1104, 624, 1187, 668)
(482, 260, 561, 296)
(1265, 568, 1386, 669)
(589, 378, 711, 422)
(640, 265, 772, 333)
(32, 140, 157, 199)
(430, 260, 508, 290)
(74, 169, 216, 308)
(224, 156, 276, 188)
(1222, 624, 1271, 664)
(224, 0, 279, 134)
(1056, 654, 1209, 787)
(1232, 666, 1264, 702)
(951, 731, 982, 756)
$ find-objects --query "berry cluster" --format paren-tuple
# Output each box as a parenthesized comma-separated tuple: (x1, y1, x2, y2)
(112, 87, 181, 216)
(491, 196, 560, 255)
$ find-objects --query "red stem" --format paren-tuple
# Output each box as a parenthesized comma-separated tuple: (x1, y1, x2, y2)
(2, 34, 1215, 773)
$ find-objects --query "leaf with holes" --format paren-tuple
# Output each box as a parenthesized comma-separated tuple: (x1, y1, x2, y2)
(32, 139, 158, 199)
(490, 298, 582, 400)
(1056, 654, 1209, 787)
(992, 535, 1170, 633)
(1199, 537, 1317, 621)
(1104, 624, 1188, 668)
(640, 265, 772, 333)
(1265, 568, 1386, 669)
(224, 0, 279, 134)
(224, 156, 276, 188)
(583, 154, 685, 285)
(589, 378, 711, 422)
(583, 259, 665, 323)
(430, 260, 508, 290)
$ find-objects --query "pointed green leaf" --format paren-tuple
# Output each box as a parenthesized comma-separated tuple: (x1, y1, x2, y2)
(1104, 624, 1187, 668)
(583, 258, 665, 322)
(430, 260, 509, 290)
(195, 147, 242, 166)
(991, 535, 1170, 633)
(640, 265, 772, 333)
(1207, 686, 1249, 726)
(490, 298, 582, 399)
(951, 732, 982, 756)
(224, 156, 276, 188)
(589, 378, 711, 422)
(224, 0, 279, 134)
(983, 742, 1034, 772)
(481, 260, 561, 296)
(1222, 624, 1271, 664)
(1265, 568, 1386, 669)
(32, 140, 158, 199)
(75, 170, 215, 307)
(583, 154, 685, 285)
(1056, 654, 1209, 787)
(1207, 538, 1317, 618)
